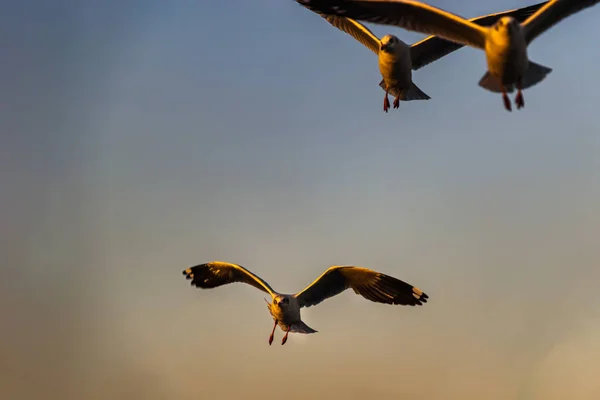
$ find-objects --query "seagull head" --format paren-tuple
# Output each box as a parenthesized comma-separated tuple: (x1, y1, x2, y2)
(494, 16, 519, 36)
(273, 296, 290, 309)
(380, 35, 399, 52)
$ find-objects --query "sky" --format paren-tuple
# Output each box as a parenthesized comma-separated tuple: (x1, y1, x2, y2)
(1, 0, 600, 399)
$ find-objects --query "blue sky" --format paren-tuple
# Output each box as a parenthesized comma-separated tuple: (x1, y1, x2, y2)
(2, 1, 600, 399)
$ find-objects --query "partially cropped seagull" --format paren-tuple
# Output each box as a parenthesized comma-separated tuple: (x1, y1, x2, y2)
(299, 1, 547, 112)
(183, 261, 429, 345)
(297, 0, 599, 111)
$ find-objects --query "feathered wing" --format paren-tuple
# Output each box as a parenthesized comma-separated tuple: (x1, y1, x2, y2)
(410, 1, 548, 70)
(296, 0, 488, 50)
(522, 0, 600, 44)
(319, 14, 382, 54)
(294, 266, 429, 308)
(183, 261, 276, 296)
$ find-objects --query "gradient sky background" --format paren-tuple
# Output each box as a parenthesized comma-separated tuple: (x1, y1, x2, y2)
(2, 0, 600, 399)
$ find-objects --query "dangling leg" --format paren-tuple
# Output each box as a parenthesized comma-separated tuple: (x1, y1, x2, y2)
(497, 76, 511, 112)
(281, 325, 292, 345)
(502, 88, 512, 112)
(268, 320, 277, 346)
(383, 88, 390, 113)
(393, 93, 401, 109)
(515, 78, 524, 109)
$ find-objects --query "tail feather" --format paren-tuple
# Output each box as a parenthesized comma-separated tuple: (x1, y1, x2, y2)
(478, 72, 507, 93)
(379, 80, 431, 101)
(521, 61, 552, 90)
(401, 81, 431, 101)
(479, 61, 552, 93)
(290, 320, 318, 334)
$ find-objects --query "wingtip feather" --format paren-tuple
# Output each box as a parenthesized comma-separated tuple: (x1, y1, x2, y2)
(412, 287, 429, 304)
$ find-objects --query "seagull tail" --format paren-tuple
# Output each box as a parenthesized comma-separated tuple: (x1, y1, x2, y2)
(290, 320, 318, 334)
(379, 80, 431, 101)
(479, 62, 552, 93)
(478, 72, 506, 93)
(521, 61, 552, 90)
(402, 82, 432, 101)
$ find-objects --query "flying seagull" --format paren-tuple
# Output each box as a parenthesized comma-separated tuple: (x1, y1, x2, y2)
(298, 1, 547, 112)
(183, 261, 429, 345)
(296, 0, 599, 111)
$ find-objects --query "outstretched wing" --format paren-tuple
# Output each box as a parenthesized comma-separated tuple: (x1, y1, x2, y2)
(522, 0, 600, 44)
(299, 0, 381, 54)
(410, 1, 548, 70)
(183, 261, 275, 296)
(294, 265, 429, 308)
(296, 0, 488, 49)
(319, 14, 382, 54)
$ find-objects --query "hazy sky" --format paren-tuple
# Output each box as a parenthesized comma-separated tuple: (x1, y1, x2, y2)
(2, 1, 600, 399)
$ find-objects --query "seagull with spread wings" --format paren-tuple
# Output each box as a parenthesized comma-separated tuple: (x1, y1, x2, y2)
(297, 0, 599, 111)
(299, 1, 547, 112)
(183, 261, 429, 345)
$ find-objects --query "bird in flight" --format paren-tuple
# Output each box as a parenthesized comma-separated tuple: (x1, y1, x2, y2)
(183, 261, 429, 345)
(297, 0, 599, 111)
(298, 1, 547, 112)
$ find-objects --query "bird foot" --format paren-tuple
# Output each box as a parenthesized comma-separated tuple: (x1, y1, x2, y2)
(393, 96, 400, 109)
(502, 93, 512, 112)
(515, 90, 524, 109)
(281, 327, 291, 345)
(383, 95, 390, 113)
(268, 334, 274, 346)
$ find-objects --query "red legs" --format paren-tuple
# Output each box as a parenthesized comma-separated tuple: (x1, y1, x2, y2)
(383, 88, 401, 112)
(281, 325, 292, 346)
(268, 322, 292, 346)
(383, 88, 390, 113)
(497, 76, 512, 112)
(268, 320, 277, 346)
(515, 78, 524, 109)
(393, 94, 400, 109)
(502, 91, 512, 112)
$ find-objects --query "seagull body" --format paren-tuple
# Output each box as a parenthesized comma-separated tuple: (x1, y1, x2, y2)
(265, 295, 316, 336)
(183, 261, 428, 345)
(313, 12, 432, 112)
(299, 1, 548, 112)
(378, 34, 423, 112)
(297, 0, 599, 111)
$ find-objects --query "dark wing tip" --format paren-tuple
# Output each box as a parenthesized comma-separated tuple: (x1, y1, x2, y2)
(411, 286, 429, 305)
(296, 0, 347, 15)
(375, 274, 430, 306)
(181, 263, 214, 288)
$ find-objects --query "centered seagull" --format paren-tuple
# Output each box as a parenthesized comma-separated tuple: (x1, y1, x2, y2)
(297, 0, 599, 111)
(299, 1, 547, 112)
(183, 261, 429, 345)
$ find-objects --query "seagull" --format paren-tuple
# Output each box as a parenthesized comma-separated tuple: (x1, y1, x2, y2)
(183, 261, 429, 345)
(299, 1, 547, 112)
(296, 0, 599, 111)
